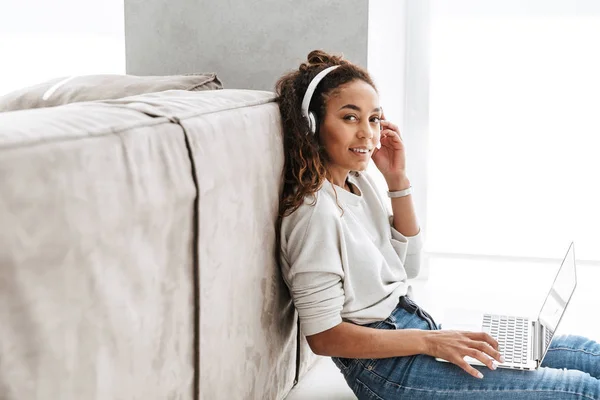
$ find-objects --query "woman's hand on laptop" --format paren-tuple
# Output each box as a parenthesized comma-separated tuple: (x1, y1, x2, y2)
(423, 330, 504, 378)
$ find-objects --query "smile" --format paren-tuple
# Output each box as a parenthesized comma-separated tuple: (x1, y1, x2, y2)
(349, 148, 371, 154)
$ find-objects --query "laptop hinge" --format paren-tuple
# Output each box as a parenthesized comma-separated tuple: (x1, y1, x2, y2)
(532, 320, 541, 363)
(538, 322, 546, 365)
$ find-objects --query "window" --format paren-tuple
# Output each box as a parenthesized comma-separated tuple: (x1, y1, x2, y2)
(426, 0, 600, 262)
(0, 0, 125, 96)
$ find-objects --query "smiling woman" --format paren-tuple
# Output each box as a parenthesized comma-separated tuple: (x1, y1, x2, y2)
(273, 50, 600, 400)
(318, 80, 381, 188)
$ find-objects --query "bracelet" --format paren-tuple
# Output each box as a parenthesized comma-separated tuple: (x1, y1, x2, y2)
(387, 186, 412, 198)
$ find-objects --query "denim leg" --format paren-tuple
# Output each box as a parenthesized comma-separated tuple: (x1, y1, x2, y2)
(355, 353, 600, 400)
(399, 296, 441, 331)
(332, 300, 436, 391)
(541, 335, 600, 379)
(339, 303, 600, 399)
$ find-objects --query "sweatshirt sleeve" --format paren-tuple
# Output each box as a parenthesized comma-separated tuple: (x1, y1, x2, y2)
(389, 215, 424, 279)
(359, 171, 425, 279)
(283, 205, 345, 336)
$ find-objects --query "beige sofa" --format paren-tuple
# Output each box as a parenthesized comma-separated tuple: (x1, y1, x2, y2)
(0, 89, 327, 400)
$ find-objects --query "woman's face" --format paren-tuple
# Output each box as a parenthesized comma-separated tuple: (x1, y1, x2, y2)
(319, 79, 381, 180)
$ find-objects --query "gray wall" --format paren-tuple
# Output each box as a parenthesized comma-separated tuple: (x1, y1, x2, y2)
(125, 0, 368, 91)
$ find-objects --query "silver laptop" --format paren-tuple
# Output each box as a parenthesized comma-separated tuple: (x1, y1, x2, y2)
(436, 242, 577, 370)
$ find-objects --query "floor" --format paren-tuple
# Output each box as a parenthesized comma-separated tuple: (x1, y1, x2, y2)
(285, 253, 600, 399)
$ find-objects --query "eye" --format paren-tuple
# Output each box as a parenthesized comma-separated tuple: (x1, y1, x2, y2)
(343, 114, 358, 121)
(370, 116, 381, 123)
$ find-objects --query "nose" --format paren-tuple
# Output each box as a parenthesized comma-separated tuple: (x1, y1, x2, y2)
(357, 120, 375, 139)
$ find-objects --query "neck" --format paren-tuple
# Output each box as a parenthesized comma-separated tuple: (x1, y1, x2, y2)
(326, 167, 350, 188)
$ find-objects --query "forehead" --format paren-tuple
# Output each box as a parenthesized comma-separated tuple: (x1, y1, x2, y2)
(326, 80, 379, 109)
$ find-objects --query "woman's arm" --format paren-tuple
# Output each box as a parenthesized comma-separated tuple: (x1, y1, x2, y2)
(386, 174, 420, 237)
(372, 116, 419, 237)
(308, 322, 503, 379)
(307, 320, 426, 358)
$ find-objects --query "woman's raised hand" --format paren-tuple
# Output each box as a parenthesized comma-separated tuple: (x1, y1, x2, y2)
(371, 112, 406, 182)
(423, 330, 504, 379)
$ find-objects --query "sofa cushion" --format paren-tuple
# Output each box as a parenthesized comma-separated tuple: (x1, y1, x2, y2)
(0, 73, 222, 112)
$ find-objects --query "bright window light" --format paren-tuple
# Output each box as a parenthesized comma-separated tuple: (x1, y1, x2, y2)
(0, 0, 125, 96)
(427, 4, 600, 262)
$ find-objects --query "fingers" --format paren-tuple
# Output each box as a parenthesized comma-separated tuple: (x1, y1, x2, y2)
(466, 332, 503, 359)
(464, 332, 504, 365)
(380, 128, 399, 137)
(481, 332, 500, 351)
(464, 331, 498, 350)
(473, 340, 504, 364)
(429, 330, 504, 378)
(380, 129, 403, 143)
(380, 119, 403, 141)
(456, 359, 484, 380)
(380, 119, 399, 133)
(450, 332, 503, 376)
(466, 346, 498, 372)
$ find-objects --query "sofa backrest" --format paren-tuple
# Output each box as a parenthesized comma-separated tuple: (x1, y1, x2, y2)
(0, 89, 316, 400)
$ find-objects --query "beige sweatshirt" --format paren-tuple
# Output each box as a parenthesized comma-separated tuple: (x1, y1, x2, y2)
(279, 171, 424, 336)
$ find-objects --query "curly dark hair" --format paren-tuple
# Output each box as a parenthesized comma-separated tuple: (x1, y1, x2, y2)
(275, 49, 377, 220)
(274, 50, 377, 265)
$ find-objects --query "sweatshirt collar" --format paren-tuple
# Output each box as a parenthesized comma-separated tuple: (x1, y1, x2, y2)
(325, 173, 362, 206)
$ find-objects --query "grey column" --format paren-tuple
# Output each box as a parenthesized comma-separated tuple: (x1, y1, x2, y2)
(125, 0, 368, 91)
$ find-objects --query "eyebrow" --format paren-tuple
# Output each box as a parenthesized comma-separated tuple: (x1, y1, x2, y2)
(338, 104, 381, 113)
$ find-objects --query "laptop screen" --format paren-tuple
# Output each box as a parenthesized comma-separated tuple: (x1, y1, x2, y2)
(537, 242, 577, 360)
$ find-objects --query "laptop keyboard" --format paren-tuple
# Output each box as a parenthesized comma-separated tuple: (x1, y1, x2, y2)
(482, 314, 530, 365)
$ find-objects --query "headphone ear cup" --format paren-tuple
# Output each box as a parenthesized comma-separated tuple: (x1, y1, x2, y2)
(307, 112, 317, 135)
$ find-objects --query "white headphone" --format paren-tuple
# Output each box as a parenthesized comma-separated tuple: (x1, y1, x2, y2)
(301, 65, 340, 135)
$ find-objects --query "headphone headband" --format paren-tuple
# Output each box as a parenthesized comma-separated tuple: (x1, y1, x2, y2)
(301, 65, 340, 134)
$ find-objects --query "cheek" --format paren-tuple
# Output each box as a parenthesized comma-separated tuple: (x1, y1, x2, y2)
(374, 129, 381, 143)
(323, 129, 346, 148)
(319, 136, 341, 159)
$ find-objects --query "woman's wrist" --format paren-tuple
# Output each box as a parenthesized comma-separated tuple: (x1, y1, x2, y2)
(386, 174, 411, 192)
(395, 329, 435, 356)
(419, 330, 437, 356)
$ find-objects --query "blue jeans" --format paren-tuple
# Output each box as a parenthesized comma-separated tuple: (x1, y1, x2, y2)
(332, 296, 600, 399)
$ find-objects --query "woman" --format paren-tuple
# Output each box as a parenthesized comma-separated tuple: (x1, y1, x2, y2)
(275, 50, 600, 399)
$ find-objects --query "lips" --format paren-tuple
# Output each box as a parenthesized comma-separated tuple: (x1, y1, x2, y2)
(349, 147, 372, 154)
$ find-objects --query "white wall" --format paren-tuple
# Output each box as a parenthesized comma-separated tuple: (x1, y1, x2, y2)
(368, 0, 431, 277)
(0, 0, 125, 95)
(367, 0, 431, 222)
(367, 0, 407, 129)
